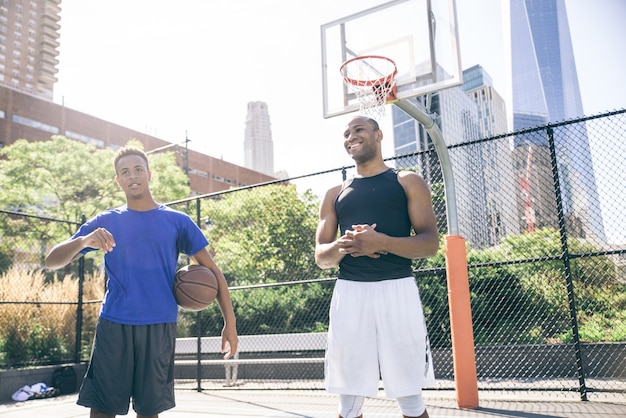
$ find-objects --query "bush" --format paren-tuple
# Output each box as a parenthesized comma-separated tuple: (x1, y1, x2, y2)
(0, 267, 104, 367)
(177, 281, 334, 338)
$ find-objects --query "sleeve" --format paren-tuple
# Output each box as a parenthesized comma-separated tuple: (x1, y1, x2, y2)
(71, 215, 100, 255)
(179, 214, 209, 256)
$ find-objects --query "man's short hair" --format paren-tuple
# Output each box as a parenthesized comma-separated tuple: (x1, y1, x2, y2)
(366, 117, 380, 131)
(353, 116, 379, 131)
(113, 146, 149, 174)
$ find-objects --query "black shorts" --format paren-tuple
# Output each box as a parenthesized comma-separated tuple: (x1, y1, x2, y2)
(77, 318, 177, 416)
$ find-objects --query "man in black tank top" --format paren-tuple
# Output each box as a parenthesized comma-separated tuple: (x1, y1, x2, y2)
(315, 116, 439, 418)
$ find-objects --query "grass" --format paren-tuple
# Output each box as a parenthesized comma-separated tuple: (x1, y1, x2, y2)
(0, 267, 104, 368)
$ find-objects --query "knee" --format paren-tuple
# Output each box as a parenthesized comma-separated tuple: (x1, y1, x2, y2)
(397, 393, 427, 417)
(338, 394, 365, 418)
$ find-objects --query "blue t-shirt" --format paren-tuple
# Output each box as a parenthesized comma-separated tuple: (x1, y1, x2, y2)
(73, 205, 209, 325)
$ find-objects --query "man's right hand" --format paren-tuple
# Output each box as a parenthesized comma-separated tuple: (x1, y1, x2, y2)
(83, 228, 116, 254)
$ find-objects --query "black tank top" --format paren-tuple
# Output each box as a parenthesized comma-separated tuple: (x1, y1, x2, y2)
(334, 168, 413, 282)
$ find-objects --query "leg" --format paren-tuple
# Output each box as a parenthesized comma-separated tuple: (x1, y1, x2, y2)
(377, 279, 435, 398)
(337, 394, 365, 418)
(402, 411, 428, 418)
(403, 413, 428, 418)
(90, 409, 115, 418)
(397, 394, 428, 418)
(325, 280, 380, 396)
(132, 323, 176, 417)
(78, 319, 133, 416)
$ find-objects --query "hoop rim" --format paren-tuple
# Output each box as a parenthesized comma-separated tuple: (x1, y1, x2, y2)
(340, 55, 398, 87)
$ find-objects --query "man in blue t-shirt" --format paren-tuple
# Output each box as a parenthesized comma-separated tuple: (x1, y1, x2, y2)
(46, 146, 238, 418)
(315, 116, 439, 418)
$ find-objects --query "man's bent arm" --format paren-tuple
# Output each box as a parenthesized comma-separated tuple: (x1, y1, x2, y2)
(45, 237, 87, 270)
(315, 186, 345, 269)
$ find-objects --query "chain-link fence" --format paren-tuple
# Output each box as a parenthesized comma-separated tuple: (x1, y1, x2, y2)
(1, 110, 624, 400)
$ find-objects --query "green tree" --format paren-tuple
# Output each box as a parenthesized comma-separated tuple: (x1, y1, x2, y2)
(0, 137, 120, 235)
(0, 136, 191, 273)
(0, 137, 190, 228)
(175, 183, 333, 337)
(417, 228, 625, 346)
(202, 184, 323, 285)
(475, 228, 624, 344)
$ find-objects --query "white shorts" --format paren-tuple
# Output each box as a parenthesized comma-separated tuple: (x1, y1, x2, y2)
(324, 277, 435, 398)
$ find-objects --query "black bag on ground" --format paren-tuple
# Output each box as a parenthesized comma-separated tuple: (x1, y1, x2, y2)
(52, 366, 77, 394)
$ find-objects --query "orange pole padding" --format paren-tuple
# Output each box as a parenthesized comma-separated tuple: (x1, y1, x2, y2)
(445, 234, 479, 409)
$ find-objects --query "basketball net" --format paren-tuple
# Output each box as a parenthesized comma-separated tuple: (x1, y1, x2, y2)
(340, 55, 398, 120)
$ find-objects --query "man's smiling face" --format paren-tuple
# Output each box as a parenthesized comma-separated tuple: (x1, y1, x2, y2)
(343, 116, 381, 163)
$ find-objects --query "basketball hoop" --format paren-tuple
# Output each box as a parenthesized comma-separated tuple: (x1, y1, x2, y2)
(340, 55, 398, 120)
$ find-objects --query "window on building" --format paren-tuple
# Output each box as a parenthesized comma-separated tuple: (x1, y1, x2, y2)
(12, 114, 59, 134)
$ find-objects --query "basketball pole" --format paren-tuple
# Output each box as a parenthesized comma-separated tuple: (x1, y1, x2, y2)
(395, 99, 479, 409)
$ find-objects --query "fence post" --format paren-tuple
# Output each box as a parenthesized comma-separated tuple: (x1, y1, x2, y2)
(74, 213, 86, 363)
(546, 127, 588, 401)
(445, 235, 478, 407)
(195, 312, 202, 392)
(194, 198, 204, 392)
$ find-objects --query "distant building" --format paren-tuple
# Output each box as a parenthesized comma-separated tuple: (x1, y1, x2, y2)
(392, 65, 517, 248)
(463, 65, 517, 244)
(510, 0, 605, 241)
(244, 101, 274, 176)
(0, 85, 276, 195)
(393, 66, 483, 246)
(0, 0, 61, 100)
(0, 1, 274, 196)
(462, 65, 508, 138)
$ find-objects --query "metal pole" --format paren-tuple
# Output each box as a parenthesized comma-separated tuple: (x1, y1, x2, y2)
(195, 198, 203, 392)
(74, 214, 86, 363)
(394, 99, 459, 235)
(394, 98, 478, 408)
(196, 312, 202, 392)
(546, 127, 588, 401)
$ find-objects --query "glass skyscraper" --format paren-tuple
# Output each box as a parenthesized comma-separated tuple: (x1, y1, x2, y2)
(511, 0, 583, 130)
(510, 0, 606, 241)
(391, 65, 513, 248)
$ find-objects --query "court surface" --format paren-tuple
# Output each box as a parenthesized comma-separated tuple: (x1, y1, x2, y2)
(0, 389, 625, 417)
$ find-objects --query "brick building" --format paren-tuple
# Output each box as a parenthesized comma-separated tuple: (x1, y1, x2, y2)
(0, 85, 276, 194)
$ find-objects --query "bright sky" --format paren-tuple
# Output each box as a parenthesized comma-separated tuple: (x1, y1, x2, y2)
(52, 0, 626, 244)
(54, 0, 626, 179)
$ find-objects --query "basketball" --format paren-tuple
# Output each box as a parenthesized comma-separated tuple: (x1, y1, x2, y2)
(174, 265, 219, 311)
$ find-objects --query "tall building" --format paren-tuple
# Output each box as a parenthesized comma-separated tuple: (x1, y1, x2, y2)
(392, 64, 515, 248)
(0, 0, 61, 100)
(462, 65, 508, 138)
(463, 65, 517, 245)
(0, 3, 275, 196)
(510, 0, 605, 241)
(244, 101, 274, 177)
(392, 65, 516, 248)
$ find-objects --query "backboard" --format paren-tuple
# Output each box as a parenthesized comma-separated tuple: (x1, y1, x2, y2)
(321, 0, 462, 118)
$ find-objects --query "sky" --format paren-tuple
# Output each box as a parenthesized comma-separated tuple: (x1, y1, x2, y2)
(53, 0, 626, 178)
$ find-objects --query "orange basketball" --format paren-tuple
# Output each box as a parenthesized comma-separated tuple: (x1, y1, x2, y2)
(174, 265, 219, 311)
